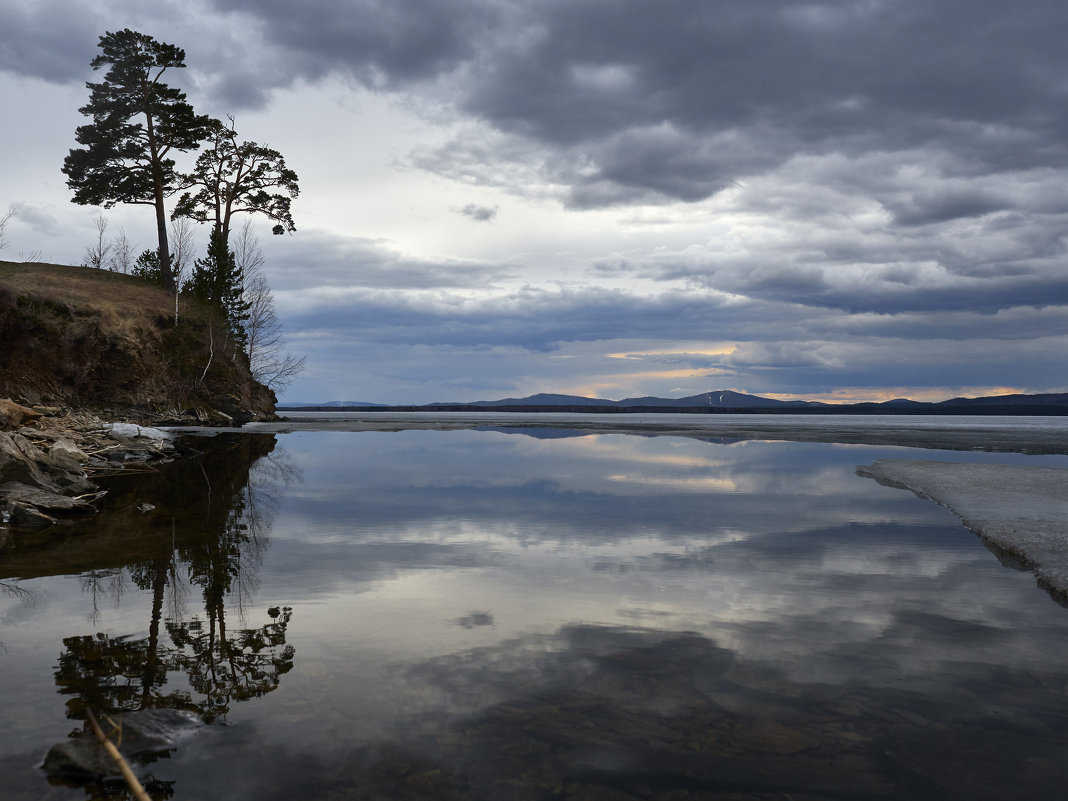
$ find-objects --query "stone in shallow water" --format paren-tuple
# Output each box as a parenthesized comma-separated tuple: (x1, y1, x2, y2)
(0, 482, 96, 513)
(42, 708, 204, 779)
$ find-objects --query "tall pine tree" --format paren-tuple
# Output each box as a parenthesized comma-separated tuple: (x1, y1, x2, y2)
(62, 29, 212, 292)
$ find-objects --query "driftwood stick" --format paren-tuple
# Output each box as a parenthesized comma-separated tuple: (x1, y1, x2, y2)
(84, 709, 153, 801)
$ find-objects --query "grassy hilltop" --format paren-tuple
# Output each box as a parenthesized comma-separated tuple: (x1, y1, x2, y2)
(0, 261, 275, 423)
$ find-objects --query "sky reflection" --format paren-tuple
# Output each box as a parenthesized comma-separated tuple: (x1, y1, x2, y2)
(260, 431, 1068, 694)
(4, 429, 1068, 799)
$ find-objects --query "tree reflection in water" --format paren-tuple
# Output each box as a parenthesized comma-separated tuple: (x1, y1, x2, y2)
(53, 435, 299, 728)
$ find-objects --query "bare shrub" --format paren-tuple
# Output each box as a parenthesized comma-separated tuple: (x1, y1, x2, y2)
(234, 220, 305, 391)
(0, 208, 12, 254)
(83, 214, 111, 270)
(109, 229, 136, 273)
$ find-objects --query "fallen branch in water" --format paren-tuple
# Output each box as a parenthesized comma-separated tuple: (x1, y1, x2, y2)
(84, 709, 153, 801)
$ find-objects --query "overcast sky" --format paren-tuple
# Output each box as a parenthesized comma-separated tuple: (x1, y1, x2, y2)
(2, 0, 1067, 404)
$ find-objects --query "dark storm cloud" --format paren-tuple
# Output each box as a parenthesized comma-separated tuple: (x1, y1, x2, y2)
(887, 188, 1013, 228)
(0, 0, 101, 82)
(11, 0, 1068, 210)
(840, 305, 1068, 343)
(459, 203, 498, 222)
(691, 263, 1068, 315)
(283, 286, 755, 350)
(454, 0, 1068, 206)
(281, 277, 1067, 362)
(205, 0, 496, 90)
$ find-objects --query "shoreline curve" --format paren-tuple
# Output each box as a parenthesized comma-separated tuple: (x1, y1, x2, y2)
(857, 459, 1068, 603)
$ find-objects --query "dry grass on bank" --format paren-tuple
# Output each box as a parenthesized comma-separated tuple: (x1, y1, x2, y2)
(0, 260, 177, 328)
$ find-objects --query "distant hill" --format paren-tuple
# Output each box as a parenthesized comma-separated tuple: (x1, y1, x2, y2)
(280, 389, 824, 410)
(933, 393, 1068, 408)
(468, 389, 825, 409)
(282, 400, 379, 408)
(466, 393, 610, 407)
(279, 389, 1068, 415)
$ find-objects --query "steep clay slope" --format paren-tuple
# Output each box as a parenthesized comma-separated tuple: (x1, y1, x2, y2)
(0, 261, 275, 423)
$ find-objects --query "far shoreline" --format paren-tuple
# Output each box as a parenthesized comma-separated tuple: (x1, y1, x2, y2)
(277, 404, 1068, 416)
(229, 411, 1068, 455)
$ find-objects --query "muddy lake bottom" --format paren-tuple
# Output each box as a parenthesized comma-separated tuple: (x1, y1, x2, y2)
(4, 421, 1068, 800)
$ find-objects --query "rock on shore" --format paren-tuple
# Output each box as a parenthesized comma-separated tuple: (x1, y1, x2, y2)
(0, 398, 178, 526)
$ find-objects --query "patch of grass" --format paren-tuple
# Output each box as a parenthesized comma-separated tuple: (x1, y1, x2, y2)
(0, 260, 175, 318)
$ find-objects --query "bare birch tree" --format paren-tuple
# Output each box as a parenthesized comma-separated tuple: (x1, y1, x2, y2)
(170, 216, 197, 324)
(109, 228, 135, 273)
(170, 216, 196, 287)
(83, 214, 112, 269)
(234, 220, 305, 391)
(0, 208, 12, 254)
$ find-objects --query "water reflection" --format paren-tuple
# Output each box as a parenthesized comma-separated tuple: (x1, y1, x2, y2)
(2, 435, 300, 796)
(54, 607, 294, 724)
(394, 624, 1068, 800)
(3, 428, 1068, 800)
(161, 623, 1068, 800)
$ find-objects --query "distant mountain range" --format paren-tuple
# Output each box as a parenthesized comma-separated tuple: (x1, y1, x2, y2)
(462, 389, 824, 408)
(283, 400, 380, 408)
(280, 390, 1068, 414)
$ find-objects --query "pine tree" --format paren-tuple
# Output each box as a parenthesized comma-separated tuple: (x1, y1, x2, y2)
(132, 249, 161, 282)
(187, 229, 251, 348)
(173, 117, 299, 245)
(62, 29, 213, 292)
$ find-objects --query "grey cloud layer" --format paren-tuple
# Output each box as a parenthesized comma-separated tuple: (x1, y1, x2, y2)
(208, 0, 1068, 327)
(0, 0, 102, 82)
(279, 278, 1067, 396)
(5, 0, 1068, 401)
(129, 1, 1067, 207)
(264, 233, 511, 291)
(10, 0, 1068, 211)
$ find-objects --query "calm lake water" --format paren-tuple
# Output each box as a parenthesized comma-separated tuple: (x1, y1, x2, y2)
(4, 424, 1068, 800)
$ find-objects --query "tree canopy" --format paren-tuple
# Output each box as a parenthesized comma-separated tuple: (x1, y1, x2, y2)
(174, 117, 299, 245)
(62, 29, 213, 292)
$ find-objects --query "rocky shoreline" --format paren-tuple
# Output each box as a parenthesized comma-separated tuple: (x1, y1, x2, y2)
(0, 398, 192, 527)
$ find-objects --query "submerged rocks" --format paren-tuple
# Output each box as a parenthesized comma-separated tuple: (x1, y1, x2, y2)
(0, 482, 99, 513)
(42, 708, 204, 780)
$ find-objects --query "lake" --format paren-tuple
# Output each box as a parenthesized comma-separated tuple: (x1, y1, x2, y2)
(4, 417, 1068, 800)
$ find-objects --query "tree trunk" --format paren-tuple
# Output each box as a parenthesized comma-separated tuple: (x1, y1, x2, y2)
(154, 193, 175, 292)
(141, 557, 169, 709)
(145, 111, 177, 293)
